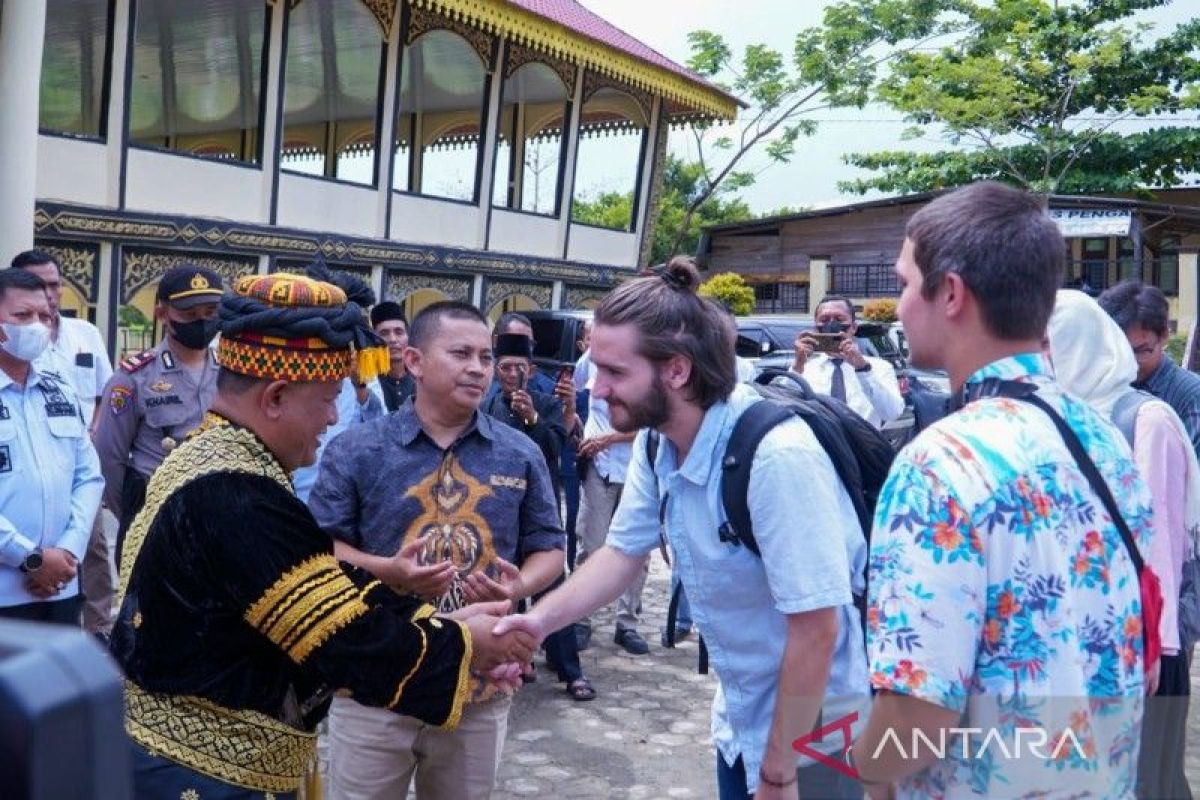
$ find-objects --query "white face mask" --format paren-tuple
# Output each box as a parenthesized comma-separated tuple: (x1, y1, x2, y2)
(0, 321, 51, 363)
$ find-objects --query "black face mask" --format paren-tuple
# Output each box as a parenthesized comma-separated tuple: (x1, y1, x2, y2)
(170, 318, 219, 350)
(817, 321, 850, 335)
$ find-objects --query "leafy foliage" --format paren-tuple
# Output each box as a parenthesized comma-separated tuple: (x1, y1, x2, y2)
(699, 272, 756, 316)
(841, 0, 1200, 194)
(662, 1, 959, 256)
(862, 298, 899, 322)
(574, 154, 755, 264)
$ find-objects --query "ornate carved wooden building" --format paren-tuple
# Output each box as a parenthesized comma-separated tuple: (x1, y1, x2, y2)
(0, 0, 737, 357)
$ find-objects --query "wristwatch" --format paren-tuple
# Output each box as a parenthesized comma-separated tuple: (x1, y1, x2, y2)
(19, 547, 43, 574)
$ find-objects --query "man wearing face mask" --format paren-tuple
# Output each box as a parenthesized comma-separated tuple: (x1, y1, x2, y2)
(0, 269, 103, 624)
(94, 265, 223, 558)
(790, 295, 904, 428)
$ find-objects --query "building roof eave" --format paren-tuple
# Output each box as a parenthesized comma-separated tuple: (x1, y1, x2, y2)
(410, 0, 741, 122)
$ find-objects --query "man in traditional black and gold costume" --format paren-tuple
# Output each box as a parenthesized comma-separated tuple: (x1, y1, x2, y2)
(111, 272, 534, 799)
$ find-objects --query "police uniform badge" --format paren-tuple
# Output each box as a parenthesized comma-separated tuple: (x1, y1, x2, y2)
(110, 385, 134, 415)
(149, 380, 173, 393)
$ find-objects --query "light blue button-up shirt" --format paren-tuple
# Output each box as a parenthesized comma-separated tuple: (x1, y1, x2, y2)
(0, 362, 103, 607)
(606, 383, 870, 792)
(294, 377, 382, 503)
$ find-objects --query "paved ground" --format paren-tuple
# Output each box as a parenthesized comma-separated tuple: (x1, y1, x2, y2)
(319, 556, 1200, 798)
(493, 557, 717, 799)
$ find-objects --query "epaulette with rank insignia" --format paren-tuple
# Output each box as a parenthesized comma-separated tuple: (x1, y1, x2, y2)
(119, 348, 156, 374)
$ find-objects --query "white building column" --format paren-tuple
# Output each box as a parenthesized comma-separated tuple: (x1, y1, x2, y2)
(808, 259, 829, 312)
(0, 0, 47, 256)
(102, 0, 134, 209)
(374, 15, 401, 237)
(259, 1, 288, 222)
(556, 65, 585, 258)
(476, 40, 506, 248)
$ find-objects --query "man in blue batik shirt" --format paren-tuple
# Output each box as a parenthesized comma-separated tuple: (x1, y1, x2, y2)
(497, 258, 870, 800)
(0, 269, 103, 624)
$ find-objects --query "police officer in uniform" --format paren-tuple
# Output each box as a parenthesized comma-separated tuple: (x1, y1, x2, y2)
(94, 265, 223, 560)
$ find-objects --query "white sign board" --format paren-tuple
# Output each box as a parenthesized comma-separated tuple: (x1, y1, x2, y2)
(1049, 208, 1132, 237)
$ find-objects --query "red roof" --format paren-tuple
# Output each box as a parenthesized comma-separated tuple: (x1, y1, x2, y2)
(510, 0, 733, 101)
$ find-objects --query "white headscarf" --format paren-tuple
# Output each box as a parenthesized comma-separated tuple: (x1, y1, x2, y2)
(1046, 289, 1139, 417)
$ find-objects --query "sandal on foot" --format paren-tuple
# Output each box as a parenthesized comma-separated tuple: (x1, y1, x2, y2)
(566, 677, 596, 701)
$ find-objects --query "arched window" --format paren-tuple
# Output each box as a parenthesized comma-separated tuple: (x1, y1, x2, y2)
(492, 61, 571, 216)
(570, 86, 649, 232)
(280, 0, 385, 183)
(39, 0, 111, 137)
(128, 0, 267, 162)
(395, 29, 489, 201)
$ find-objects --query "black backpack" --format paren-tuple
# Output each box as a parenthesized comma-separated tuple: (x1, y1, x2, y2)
(654, 366, 896, 671)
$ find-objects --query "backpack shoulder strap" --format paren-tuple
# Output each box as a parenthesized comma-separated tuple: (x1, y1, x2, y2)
(1110, 389, 1153, 447)
(719, 400, 797, 556)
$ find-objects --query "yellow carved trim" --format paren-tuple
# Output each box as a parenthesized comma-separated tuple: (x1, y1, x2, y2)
(412, 603, 437, 620)
(409, 0, 736, 121)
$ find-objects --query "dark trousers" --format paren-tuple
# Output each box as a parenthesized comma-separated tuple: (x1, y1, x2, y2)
(562, 445, 581, 571)
(717, 753, 862, 800)
(0, 594, 84, 625)
(538, 574, 584, 683)
(132, 741, 295, 799)
(1137, 651, 1193, 800)
(115, 469, 148, 571)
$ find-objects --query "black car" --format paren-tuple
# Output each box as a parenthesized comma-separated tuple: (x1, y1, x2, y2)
(735, 314, 906, 371)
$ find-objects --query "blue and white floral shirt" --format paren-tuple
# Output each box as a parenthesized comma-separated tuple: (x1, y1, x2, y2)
(868, 353, 1150, 799)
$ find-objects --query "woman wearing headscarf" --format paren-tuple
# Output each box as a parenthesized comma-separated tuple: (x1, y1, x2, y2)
(1047, 289, 1197, 800)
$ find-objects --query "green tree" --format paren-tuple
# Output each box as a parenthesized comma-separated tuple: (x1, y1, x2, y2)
(574, 154, 756, 264)
(699, 272, 756, 316)
(667, 0, 958, 256)
(841, 0, 1200, 195)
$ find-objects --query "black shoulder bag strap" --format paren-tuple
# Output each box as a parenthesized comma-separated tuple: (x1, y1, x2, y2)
(995, 383, 1145, 575)
(719, 401, 799, 555)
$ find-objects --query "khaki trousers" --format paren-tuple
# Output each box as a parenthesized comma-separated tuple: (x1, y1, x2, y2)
(81, 508, 115, 635)
(576, 466, 647, 631)
(327, 694, 511, 800)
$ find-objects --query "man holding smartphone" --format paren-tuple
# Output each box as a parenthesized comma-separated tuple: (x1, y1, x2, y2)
(790, 295, 904, 428)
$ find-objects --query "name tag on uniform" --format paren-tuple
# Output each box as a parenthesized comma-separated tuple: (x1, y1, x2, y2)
(45, 403, 76, 418)
(145, 395, 184, 408)
(75, 352, 94, 368)
(0, 445, 9, 473)
(39, 382, 76, 418)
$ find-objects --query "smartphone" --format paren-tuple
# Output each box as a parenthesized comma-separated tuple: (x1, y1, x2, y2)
(515, 365, 528, 391)
(810, 332, 844, 354)
(557, 363, 575, 382)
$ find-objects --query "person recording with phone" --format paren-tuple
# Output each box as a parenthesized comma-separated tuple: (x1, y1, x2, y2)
(482, 334, 596, 700)
(790, 295, 904, 428)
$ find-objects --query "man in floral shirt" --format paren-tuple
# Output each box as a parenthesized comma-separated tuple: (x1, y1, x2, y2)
(851, 182, 1152, 798)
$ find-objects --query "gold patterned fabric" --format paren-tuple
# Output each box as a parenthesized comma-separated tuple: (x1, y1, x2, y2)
(113, 415, 472, 794)
(125, 682, 317, 794)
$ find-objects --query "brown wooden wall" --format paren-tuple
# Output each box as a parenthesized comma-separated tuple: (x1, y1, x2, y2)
(707, 201, 922, 281)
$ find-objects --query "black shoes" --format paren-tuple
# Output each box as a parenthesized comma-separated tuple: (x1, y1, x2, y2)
(614, 627, 650, 655)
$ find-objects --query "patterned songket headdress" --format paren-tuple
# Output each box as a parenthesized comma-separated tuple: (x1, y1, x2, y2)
(216, 273, 389, 383)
